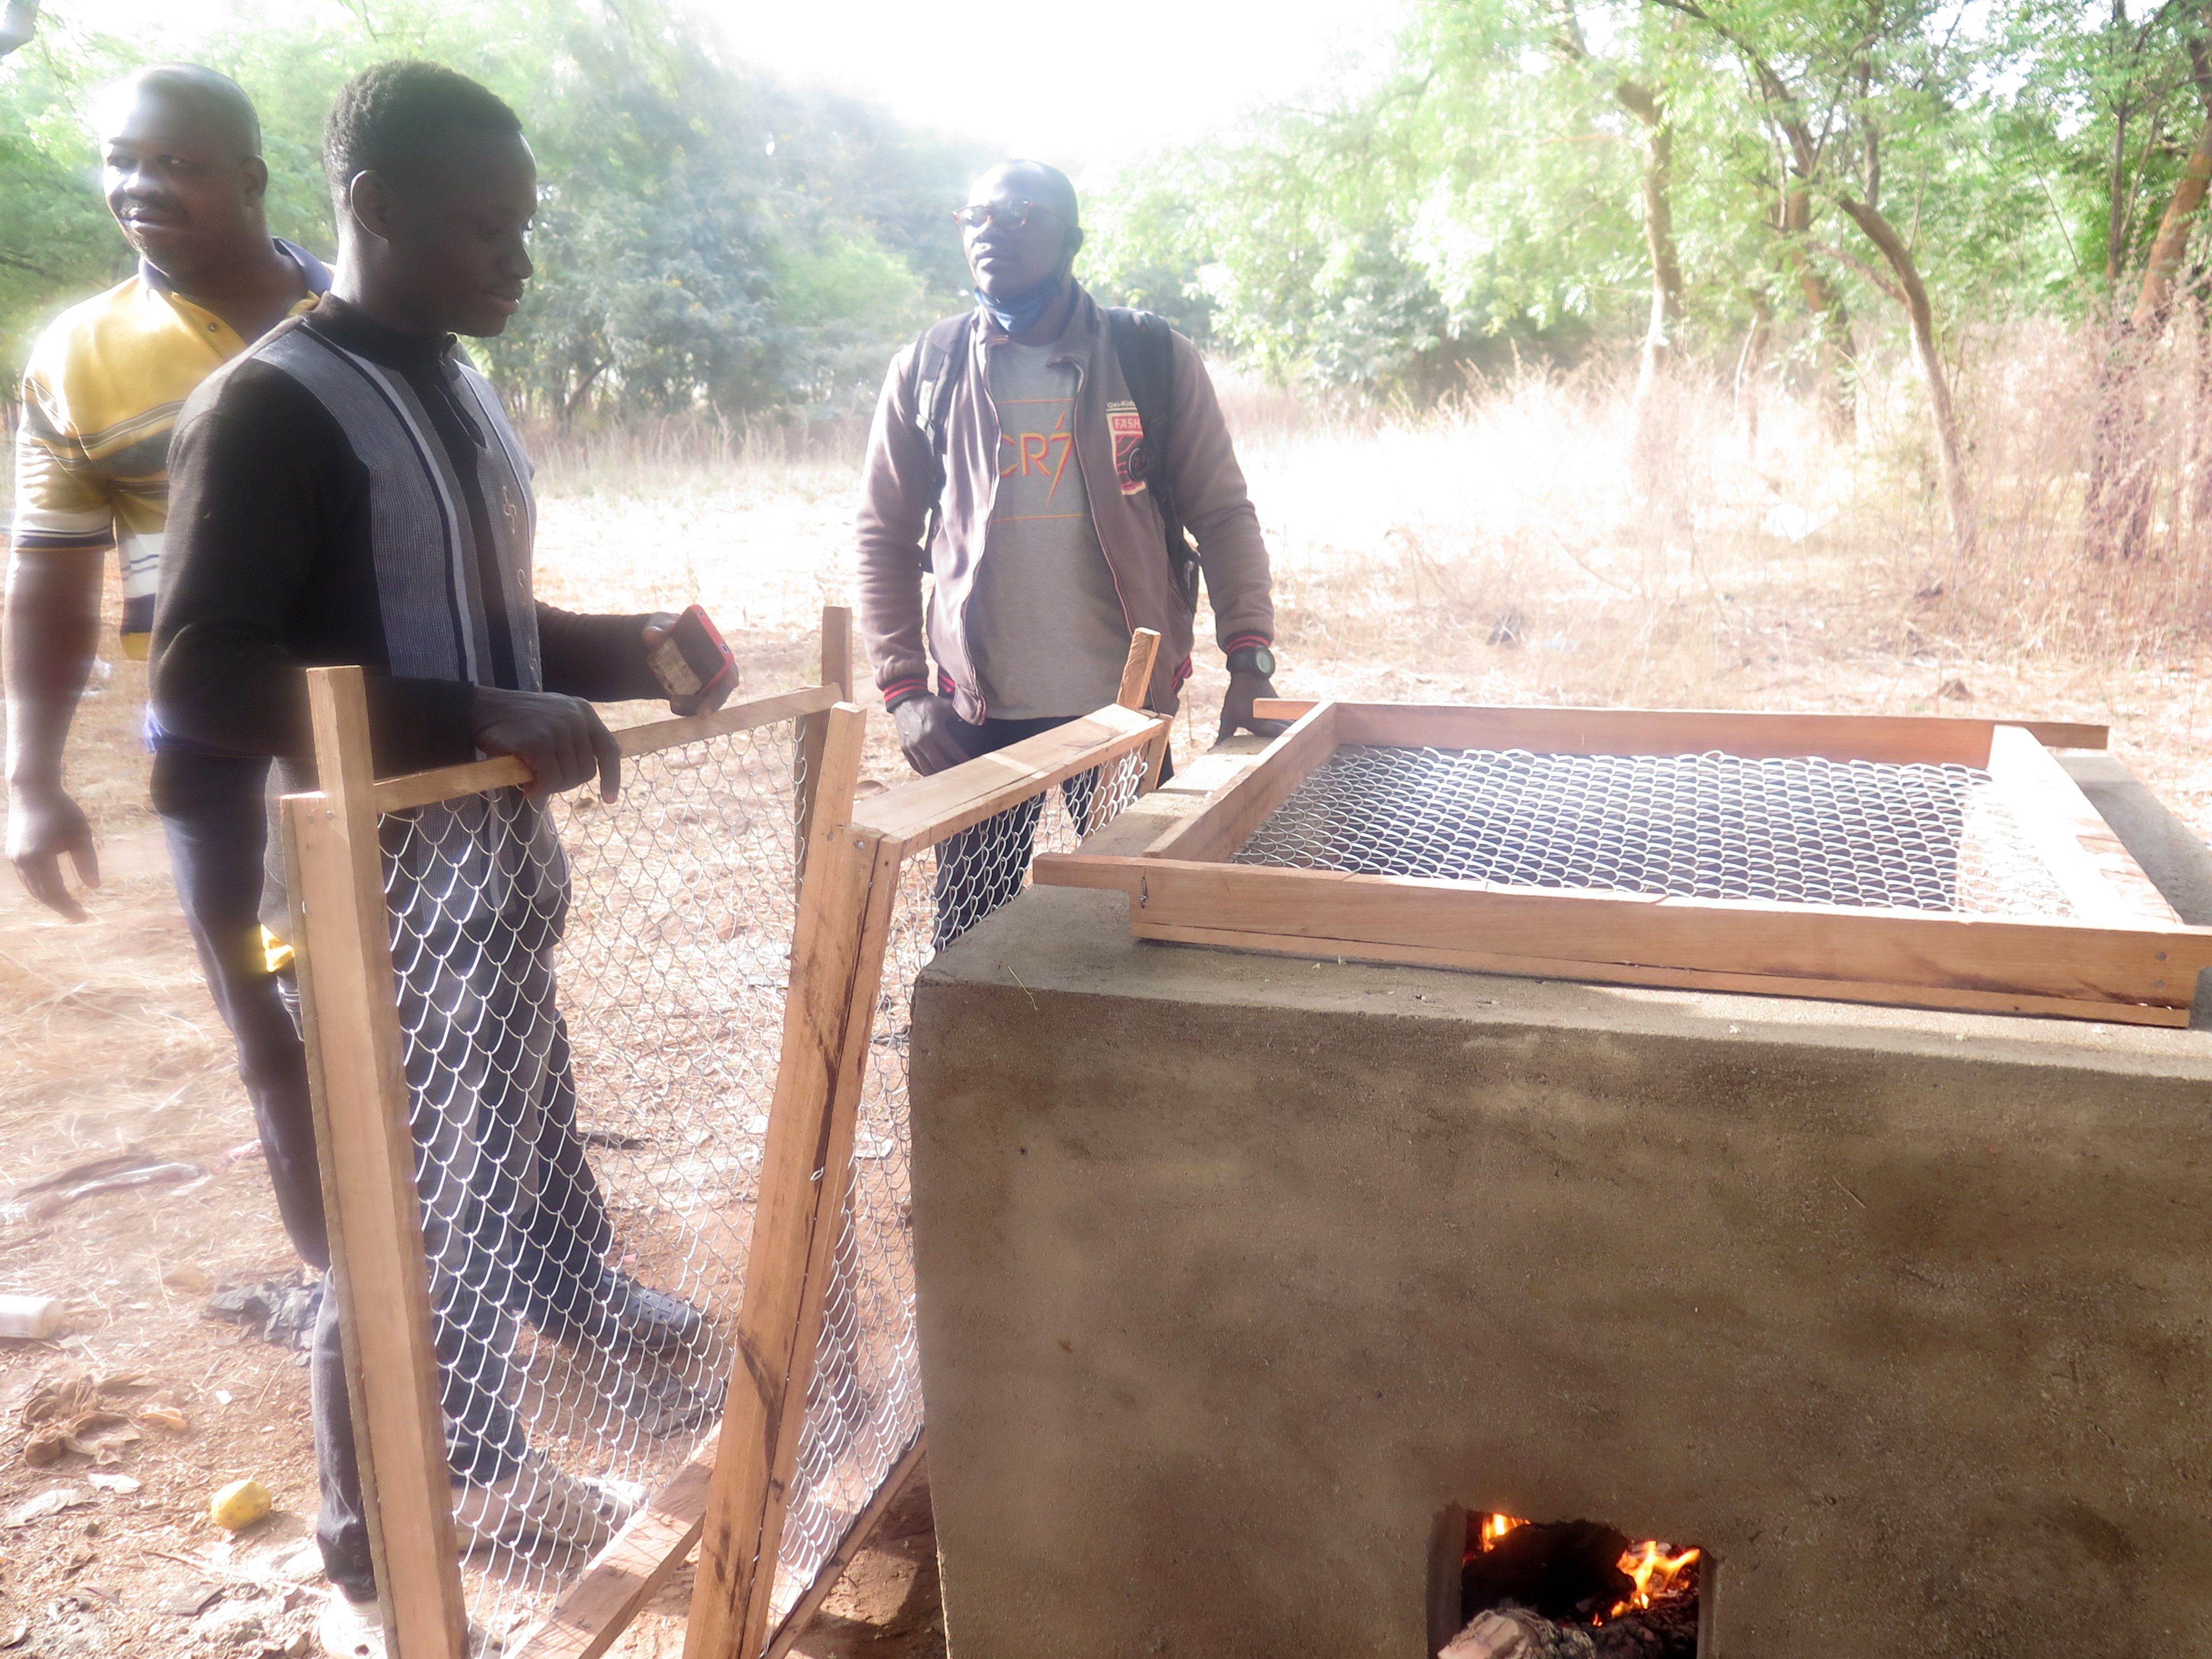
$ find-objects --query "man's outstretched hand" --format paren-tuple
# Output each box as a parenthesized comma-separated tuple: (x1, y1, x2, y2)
(893, 694, 971, 777)
(1219, 670, 1291, 743)
(472, 687, 623, 802)
(7, 781, 100, 922)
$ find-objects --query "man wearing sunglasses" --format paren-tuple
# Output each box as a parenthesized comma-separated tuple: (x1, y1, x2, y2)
(858, 160, 1284, 935)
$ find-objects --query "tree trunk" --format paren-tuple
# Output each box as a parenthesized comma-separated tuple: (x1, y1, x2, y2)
(1735, 288, 1771, 452)
(1782, 180, 1857, 441)
(2134, 102, 2212, 330)
(2084, 86, 2212, 558)
(1837, 194, 1976, 560)
(1615, 78, 1685, 398)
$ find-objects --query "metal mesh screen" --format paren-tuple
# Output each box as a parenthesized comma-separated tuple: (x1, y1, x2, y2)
(1233, 745, 2076, 919)
(375, 721, 803, 1647)
(766, 743, 1155, 1631)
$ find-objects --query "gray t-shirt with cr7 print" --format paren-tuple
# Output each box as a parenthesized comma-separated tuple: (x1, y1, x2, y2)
(963, 340, 1131, 720)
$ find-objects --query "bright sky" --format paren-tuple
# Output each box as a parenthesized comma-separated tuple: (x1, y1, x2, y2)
(691, 0, 1408, 176)
(42, 0, 1405, 180)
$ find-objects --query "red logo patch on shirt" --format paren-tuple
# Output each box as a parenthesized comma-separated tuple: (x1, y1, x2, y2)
(1109, 400, 1147, 495)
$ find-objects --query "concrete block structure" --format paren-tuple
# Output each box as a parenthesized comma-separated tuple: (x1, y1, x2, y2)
(907, 754, 2212, 1657)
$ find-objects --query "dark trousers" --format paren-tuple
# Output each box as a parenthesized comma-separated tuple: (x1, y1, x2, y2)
(931, 713, 1170, 950)
(153, 754, 615, 1601)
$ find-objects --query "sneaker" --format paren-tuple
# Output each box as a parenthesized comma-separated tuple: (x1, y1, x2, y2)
(318, 1587, 494, 1658)
(598, 1269, 706, 1355)
(451, 1455, 635, 1551)
(318, 1588, 384, 1659)
(540, 1269, 706, 1358)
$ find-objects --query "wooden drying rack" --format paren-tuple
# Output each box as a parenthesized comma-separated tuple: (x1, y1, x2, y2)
(1033, 699, 2212, 1027)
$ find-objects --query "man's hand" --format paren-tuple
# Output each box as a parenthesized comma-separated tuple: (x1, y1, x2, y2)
(892, 694, 971, 777)
(1219, 671, 1291, 743)
(7, 780, 99, 921)
(472, 687, 623, 802)
(640, 612, 712, 717)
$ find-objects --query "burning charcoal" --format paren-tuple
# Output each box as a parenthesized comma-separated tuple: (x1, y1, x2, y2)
(1463, 1520, 1635, 1625)
(1590, 1601, 1699, 1659)
(1441, 1606, 1595, 1659)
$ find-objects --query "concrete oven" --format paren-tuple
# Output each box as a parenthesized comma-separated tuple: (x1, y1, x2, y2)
(905, 749, 2212, 1658)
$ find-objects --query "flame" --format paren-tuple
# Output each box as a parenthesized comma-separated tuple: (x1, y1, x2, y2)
(1608, 1538, 1701, 1618)
(1473, 1515, 1700, 1625)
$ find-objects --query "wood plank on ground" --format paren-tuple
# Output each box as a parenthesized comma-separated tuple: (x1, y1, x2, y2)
(510, 1441, 718, 1659)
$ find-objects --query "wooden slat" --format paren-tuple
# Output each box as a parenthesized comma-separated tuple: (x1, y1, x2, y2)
(795, 609, 855, 894)
(1983, 724, 2182, 926)
(372, 682, 841, 812)
(1140, 701, 1338, 865)
(510, 1441, 718, 1659)
(820, 603, 853, 702)
(1249, 700, 2110, 760)
(854, 702, 1165, 857)
(1117, 628, 1162, 711)
(1129, 920, 2191, 1027)
(760, 1433, 930, 1659)
(686, 707, 886, 1659)
(293, 667, 469, 1659)
(1116, 630, 1171, 795)
(1031, 853, 2212, 1009)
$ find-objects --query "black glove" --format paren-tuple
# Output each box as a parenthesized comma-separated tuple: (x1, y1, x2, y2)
(893, 693, 972, 776)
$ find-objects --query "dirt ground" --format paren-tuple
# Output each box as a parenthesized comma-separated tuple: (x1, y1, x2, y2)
(7, 393, 2212, 1656)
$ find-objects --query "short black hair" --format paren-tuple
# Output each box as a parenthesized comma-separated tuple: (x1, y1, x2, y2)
(98, 64, 260, 158)
(322, 60, 522, 195)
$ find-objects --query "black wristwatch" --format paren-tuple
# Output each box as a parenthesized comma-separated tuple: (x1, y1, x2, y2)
(1226, 644, 1276, 677)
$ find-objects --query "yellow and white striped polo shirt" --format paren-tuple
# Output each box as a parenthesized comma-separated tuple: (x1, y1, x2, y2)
(10, 239, 328, 660)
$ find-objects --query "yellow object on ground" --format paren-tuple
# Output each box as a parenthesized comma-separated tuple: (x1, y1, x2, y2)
(208, 1477, 272, 1530)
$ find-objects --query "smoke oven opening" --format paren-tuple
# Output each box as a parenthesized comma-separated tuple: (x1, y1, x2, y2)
(1430, 1507, 1709, 1658)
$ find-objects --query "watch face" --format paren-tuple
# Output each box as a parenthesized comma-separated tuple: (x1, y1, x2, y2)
(1250, 646, 1275, 677)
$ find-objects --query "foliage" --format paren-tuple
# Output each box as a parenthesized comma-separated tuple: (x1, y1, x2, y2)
(1087, 0, 2212, 401)
(0, 0, 988, 420)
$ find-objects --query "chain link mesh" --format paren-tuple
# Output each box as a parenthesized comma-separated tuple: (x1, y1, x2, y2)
(766, 742, 1154, 1632)
(1232, 744, 2076, 919)
(375, 719, 804, 1648)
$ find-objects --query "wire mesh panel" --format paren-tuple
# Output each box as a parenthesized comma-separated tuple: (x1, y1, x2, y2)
(763, 742, 1155, 1635)
(375, 719, 805, 1648)
(1232, 745, 2078, 919)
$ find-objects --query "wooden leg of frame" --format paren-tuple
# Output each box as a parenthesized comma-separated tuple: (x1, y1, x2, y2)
(685, 707, 888, 1659)
(295, 666, 469, 1659)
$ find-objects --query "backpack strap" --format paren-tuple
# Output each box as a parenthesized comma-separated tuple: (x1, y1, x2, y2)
(1106, 307, 1201, 614)
(905, 310, 974, 565)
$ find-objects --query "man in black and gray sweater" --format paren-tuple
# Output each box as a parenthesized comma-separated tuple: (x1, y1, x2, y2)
(153, 60, 699, 1655)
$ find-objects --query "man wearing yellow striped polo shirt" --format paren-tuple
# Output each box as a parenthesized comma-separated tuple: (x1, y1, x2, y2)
(4, 64, 330, 1259)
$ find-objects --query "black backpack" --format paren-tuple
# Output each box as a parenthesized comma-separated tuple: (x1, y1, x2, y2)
(904, 306, 1201, 612)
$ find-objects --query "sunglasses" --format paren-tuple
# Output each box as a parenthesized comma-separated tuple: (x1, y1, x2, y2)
(954, 199, 1058, 231)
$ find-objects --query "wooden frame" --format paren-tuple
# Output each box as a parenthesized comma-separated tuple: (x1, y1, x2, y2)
(1034, 699, 2212, 1027)
(285, 612, 860, 1659)
(684, 635, 1170, 1659)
